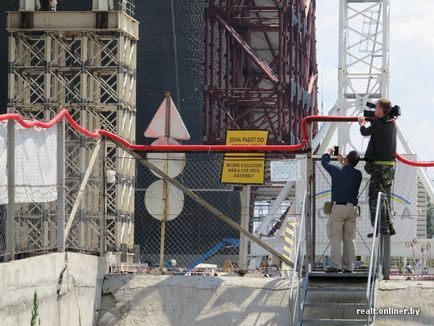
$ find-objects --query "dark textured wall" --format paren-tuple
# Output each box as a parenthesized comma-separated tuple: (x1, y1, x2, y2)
(135, 0, 205, 144)
(133, 1, 240, 257)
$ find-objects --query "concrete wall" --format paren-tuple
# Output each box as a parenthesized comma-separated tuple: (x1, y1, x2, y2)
(0, 252, 106, 326)
(98, 275, 434, 326)
(376, 280, 434, 326)
(98, 275, 294, 326)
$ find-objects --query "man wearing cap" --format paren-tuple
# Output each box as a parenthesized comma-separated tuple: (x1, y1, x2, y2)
(358, 98, 397, 237)
(321, 149, 362, 273)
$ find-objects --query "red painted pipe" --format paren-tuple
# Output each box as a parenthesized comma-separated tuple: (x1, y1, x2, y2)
(1, 109, 433, 167)
(395, 153, 434, 167)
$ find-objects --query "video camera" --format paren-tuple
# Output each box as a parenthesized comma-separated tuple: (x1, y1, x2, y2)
(363, 101, 401, 118)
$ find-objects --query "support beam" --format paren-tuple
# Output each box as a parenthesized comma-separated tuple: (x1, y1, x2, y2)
(64, 139, 102, 241)
(255, 179, 293, 237)
(215, 15, 278, 83)
(239, 185, 251, 271)
(56, 117, 65, 252)
(6, 110, 16, 261)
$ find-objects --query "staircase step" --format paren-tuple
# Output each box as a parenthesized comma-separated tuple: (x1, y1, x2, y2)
(302, 318, 368, 324)
(309, 272, 369, 280)
(307, 287, 366, 292)
(304, 303, 368, 309)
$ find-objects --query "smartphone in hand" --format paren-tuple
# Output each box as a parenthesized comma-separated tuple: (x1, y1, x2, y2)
(333, 146, 339, 156)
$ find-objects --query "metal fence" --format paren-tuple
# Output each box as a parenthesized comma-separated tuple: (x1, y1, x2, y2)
(312, 156, 426, 269)
(113, 0, 135, 17)
(134, 152, 303, 273)
(0, 120, 303, 274)
(1, 119, 430, 275)
(0, 119, 104, 261)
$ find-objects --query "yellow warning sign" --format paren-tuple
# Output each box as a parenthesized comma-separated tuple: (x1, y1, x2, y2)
(221, 130, 268, 184)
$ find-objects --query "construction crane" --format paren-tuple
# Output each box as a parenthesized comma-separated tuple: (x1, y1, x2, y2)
(313, 0, 434, 202)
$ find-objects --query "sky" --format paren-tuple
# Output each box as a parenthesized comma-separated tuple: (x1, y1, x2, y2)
(316, 0, 434, 162)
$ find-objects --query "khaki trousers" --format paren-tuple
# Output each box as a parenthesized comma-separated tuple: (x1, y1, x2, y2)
(327, 203, 358, 271)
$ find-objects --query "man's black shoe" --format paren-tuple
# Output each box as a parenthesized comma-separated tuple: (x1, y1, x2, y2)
(367, 228, 390, 238)
(389, 224, 396, 236)
(324, 266, 340, 273)
(343, 269, 353, 273)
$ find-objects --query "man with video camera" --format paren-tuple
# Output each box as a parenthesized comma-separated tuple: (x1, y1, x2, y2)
(358, 98, 399, 237)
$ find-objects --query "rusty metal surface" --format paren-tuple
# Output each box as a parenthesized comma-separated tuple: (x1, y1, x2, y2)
(204, 0, 318, 145)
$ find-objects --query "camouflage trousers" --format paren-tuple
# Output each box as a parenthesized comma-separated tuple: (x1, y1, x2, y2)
(364, 162, 395, 232)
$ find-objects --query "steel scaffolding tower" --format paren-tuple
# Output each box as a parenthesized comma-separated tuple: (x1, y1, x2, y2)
(314, 0, 389, 154)
(203, 0, 318, 145)
(6, 1, 138, 255)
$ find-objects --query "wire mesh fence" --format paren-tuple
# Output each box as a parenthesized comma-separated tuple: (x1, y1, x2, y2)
(0, 118, 104, 261)
(1, 117, 429, 275)
(134, 153, 303, 274)
(312, 155, 425, 270)
(0, 121, 303, 274)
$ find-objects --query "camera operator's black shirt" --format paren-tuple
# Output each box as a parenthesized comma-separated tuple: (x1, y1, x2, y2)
(360, 117, 397, 161)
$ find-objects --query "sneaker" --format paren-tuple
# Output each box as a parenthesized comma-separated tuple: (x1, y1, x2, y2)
(389, 224, 396, 236)
(324, 266, 340, 273)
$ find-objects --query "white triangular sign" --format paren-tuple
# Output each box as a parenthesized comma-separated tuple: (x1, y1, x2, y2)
(144, 97, 191, 140)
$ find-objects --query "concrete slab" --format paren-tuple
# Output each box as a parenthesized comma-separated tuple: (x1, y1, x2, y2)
(98, 275, 295, 326)
(0, 252, 106, 326)
(375, 280, 434, 326)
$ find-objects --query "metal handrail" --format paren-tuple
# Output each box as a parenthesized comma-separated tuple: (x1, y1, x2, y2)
(290, 191, 309, 326)
(366, 191, 386, 324)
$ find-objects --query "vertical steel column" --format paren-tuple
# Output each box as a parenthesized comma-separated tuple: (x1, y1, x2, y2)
(100, 138, 107, 255)
(8, 34, 15, 105)
(42, 32, 53, 250)
(57, 116, 65, 252)
(79, 109, 87, 250)
(239, 185, 251, 271)
(381, 0, 390, 97)
(6, 109, 15, 261)
(305, 122, 313, 273)
(6, 35, 16, 259)
(116, 33, 124, 250)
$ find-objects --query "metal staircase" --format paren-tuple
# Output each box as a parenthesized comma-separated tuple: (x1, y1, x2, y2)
(300, 272, 371, 325)
(294, 192, 388, 326)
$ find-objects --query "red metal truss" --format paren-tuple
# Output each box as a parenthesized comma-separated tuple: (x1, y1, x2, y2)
(203, 0, 318, 144)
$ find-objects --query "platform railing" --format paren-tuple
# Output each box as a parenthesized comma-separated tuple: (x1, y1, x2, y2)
(291, 191, 309, 326)
(366, 191, 386, 325)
